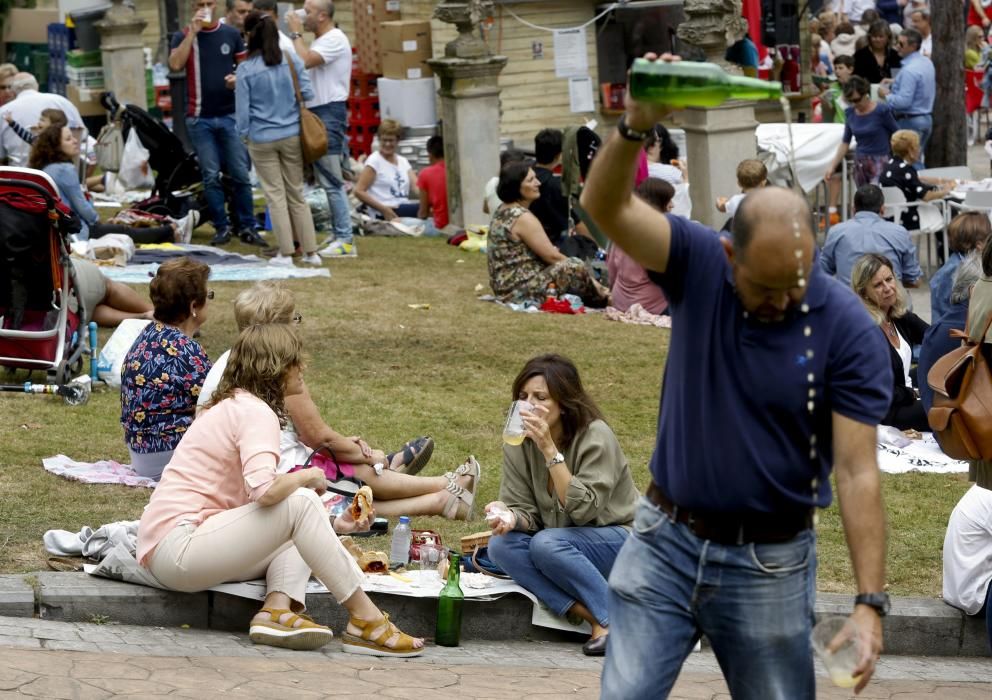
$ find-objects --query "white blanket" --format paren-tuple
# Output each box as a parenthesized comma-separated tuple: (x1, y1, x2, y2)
(756, 123, 846, 194)
(876, 428, 969, 474)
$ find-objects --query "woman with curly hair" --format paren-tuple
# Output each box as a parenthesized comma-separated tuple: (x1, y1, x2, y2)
(120, 257, 213, 479)
(137, 323, 424, 656)
(29, 125, 196, 243)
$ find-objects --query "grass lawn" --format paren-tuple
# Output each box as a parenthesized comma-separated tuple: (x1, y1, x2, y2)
(0, 235, 971, 597)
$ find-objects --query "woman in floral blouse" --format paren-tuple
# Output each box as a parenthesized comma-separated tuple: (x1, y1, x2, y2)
(121, 257, 212, 479)
(487, 162, 609, 306)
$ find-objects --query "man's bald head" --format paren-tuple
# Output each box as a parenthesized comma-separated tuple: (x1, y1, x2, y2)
(726, 187, 816, 323)
(732, 187, 815, 260)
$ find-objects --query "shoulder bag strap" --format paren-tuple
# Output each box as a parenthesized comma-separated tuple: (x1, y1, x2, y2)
(301, 442, 364, 497)
(284, 51, 304, 111)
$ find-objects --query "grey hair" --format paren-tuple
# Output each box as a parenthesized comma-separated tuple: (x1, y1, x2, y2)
(900, 28, 923, 51)
(951, 253, 983, 305)
(10, 73, 38, 95)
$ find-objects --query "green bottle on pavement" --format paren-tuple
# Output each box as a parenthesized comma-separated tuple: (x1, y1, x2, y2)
(628, 59, 783, 108)
(435, 551, 464, 647)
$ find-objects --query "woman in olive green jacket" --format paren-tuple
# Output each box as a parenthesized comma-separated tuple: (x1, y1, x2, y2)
(485, 354, 639, 657)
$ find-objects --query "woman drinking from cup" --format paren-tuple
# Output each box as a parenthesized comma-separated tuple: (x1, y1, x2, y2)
(485, 354, 639, 656)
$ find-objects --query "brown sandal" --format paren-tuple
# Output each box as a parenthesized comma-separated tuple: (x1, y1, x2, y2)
(341, 612, 424, 657)
(248, 607, 333, 651)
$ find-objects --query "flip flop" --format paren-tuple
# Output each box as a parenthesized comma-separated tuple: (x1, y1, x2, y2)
(387, 436, 434, 475)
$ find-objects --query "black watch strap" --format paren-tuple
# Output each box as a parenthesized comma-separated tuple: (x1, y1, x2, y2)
(617, 113, 651, 142)
(854, 592, 890, 617)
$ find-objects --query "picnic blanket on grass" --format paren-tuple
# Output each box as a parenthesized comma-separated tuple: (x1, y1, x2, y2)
(876, 429, 969, 474)
(42, 455, 158, 488)
(102, 262, 331, 283)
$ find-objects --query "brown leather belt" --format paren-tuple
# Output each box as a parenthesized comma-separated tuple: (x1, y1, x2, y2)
(646, 482, 813, 546)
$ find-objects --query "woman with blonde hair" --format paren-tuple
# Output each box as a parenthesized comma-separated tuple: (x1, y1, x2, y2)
(196, 282, 480, 519)
(879, 129, 952, 231)
(851, 253, 930, 430)
(138, 323, 424, 656)
(354, 118, 420, 223)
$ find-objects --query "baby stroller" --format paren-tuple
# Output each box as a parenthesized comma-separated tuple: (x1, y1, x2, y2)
(0, 167, 89, 390)
(101, 92, 206, 220)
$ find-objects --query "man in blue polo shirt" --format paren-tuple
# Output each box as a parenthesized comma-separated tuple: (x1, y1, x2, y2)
(581, 55, 893, 699)
(878, 28, 935, 168)
(169, 0, 265, 247)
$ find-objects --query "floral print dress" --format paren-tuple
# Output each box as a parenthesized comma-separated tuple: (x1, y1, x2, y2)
(487, 204, 601, 304)
(121, 322, 211, 455)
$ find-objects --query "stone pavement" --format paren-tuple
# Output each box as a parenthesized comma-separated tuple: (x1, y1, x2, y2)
(0, 616, 990, 699)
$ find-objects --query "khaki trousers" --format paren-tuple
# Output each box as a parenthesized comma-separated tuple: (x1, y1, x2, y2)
(148, 488, 362, 609)
(248, 136, 318, 256)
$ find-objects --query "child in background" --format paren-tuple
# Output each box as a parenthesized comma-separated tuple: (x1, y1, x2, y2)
(716, 159, 768, 219)
(416, 135, 448, 236)
(3, 108, 67, 145)
(820, 54, 854, 124)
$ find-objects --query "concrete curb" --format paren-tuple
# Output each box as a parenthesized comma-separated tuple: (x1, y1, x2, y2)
(0, 574, 987, 656)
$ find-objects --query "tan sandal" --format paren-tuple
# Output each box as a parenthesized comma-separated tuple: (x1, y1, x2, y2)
(248, 607, 333, 651)
(341, 612, 424, 657)
(441, 456, 480, 520)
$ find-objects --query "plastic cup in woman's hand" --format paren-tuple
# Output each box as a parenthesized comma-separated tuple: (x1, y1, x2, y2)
(485, 504, 512, 526)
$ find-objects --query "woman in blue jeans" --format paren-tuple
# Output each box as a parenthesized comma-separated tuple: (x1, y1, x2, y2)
(485, 354, 639, 656)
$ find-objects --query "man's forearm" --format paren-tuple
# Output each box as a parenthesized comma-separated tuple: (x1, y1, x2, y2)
(836, 467, 886, 593)
(169, 33, 194, 72)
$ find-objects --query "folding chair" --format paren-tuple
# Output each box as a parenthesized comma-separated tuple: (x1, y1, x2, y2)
(881, 186, 945, 275)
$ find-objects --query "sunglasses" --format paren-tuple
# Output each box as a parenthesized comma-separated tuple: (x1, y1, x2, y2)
(292, 312, 303, 324)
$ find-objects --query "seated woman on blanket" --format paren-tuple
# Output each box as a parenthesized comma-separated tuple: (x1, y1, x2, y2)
(487, 161, 610, 306)
(120, 258, 212, 480)
(851, 253, 930, 431)
(354, 118, 420, 221)
(196, 282, 480, 519)
(485, 354, 639, 657)
(29, 125, 197, 244)
(607, 177, 672, 316)
(137, 323, 424, 656)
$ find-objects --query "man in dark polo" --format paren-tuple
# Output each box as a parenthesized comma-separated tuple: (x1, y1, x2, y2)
(581, 56, 893, 699)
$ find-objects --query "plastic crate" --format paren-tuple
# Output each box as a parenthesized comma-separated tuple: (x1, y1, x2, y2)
(47, 23, 75, 56)
(66, 66, 105, 88)
(7, 43, 48, 73)
(350, 73, 379, 98)
(66, 49, 101, 69)
(347, 96, 380, 123)
(349, 130, 373, 158)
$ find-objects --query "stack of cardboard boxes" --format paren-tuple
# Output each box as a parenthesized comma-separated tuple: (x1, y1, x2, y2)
(377, 19, 436, 129)
(352, 0, 401, 75)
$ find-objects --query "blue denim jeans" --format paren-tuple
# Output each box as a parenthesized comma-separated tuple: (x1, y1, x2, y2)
(489, 525, 628, 626)
(897, 114, 932, 169)
(185, 114, 256, 234)
(310, 101, 351, 241)
(601, 497, 817, 700)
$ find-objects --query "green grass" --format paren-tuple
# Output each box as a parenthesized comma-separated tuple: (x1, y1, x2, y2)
(0, 236, 971, 597)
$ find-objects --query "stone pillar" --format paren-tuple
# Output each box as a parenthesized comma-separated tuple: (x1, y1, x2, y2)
(681, 102, 757, 228)
(97, 1, 148, 111)
(428, 57, 507, 229)
(428, 1, 504, 229)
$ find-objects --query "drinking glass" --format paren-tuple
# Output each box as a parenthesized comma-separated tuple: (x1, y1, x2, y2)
(811, 616, 864, 688)
(502, 400, 533, 446)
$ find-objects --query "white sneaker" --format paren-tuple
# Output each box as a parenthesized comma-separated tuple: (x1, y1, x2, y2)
(173, 210, 200, 245)
(300, 253, 322, 265)
(318, 240, 357, 258)
(269, 254, 295, 267)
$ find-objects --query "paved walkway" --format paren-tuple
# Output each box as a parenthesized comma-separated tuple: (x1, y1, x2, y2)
(0, 616, 989, 698)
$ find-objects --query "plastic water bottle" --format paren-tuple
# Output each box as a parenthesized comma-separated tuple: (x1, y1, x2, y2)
(389, 516, 412, 567)
(545, 282, 558, 301)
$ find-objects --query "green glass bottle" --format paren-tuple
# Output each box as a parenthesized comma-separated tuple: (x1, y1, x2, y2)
(628, 59, 783, 108)
(435, 551, 464, 647)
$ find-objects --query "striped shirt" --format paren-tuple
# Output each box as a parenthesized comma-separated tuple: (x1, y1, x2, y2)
(170, 23, 245, 118)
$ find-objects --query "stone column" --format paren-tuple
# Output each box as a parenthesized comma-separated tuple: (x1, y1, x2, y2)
(428, 0, 505, 230)
(428, 57, 507, 229)
(97, 0, 148, 111)
(680, 103, 757, 228)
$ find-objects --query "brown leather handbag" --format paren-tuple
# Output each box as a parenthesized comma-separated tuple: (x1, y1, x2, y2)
(285, 53, 328, 165)
(927, 312, 992, 460)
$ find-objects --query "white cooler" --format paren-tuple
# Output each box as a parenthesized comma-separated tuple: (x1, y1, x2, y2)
(378, 77, 437, 128)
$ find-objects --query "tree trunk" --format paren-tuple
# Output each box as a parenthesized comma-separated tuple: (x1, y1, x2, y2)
(927, 1, 966, 167)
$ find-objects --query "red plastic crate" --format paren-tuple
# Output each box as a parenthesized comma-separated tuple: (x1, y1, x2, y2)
(348, 117, 380, 134)
(350, 73, 379, 98)
(349, 130, 373, 158)
(154, 85, 172, 114)
(347, 96, 380, 122)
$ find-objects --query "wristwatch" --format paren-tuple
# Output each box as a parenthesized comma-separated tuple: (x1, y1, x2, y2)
(546, 451, 566, 469)
(289, 31, 303, 40)
(616, 113, 651, 142)
(854, 592, 890, 617)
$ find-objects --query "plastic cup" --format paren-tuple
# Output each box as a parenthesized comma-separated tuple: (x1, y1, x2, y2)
(200, 8, 212, 24)
(502, 400, 533, 446)
(811, 616, 864, 688)
(294, 8, 306, 19)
